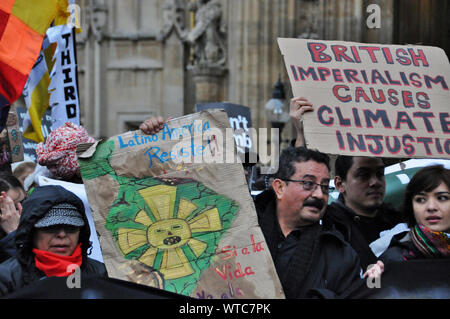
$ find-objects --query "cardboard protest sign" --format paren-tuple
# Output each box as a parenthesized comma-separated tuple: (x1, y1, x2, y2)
(278, 38, 450, 159)
(77, 109, 284, 299)
(0, 106, 24, 165)
(195, 102, 253, 155)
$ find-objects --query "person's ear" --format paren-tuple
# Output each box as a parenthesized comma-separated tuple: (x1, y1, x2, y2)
(272, 179, 286, 200)
(16, 202, 22, 215)
(335, 176, 346, 194)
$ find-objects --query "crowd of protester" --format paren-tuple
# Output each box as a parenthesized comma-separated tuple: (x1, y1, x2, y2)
(0, 96, 447, 298)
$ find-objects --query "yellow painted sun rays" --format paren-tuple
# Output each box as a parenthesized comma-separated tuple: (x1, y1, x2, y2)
(117, 185, 223, 280)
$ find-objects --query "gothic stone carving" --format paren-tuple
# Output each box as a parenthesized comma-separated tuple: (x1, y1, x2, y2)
(183, 0, 226, 68)
(159, 0, 186, 41)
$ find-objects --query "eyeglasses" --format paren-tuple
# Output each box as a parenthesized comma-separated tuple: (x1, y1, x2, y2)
(282, 179, 335, 194)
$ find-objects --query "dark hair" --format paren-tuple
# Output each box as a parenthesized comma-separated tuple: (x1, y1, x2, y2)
(0, 171, 25, 194)
(334, 155, 354, 181)
(335, 155, 387, 180)
(274, 146, 330, 181)
(402, 165, 450, 227)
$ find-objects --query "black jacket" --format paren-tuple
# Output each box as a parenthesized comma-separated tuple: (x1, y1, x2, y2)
(0, 185, 107, 296)
(322, 197, 402, 269)
(0, 230, 16, 263)
(378, 231, 450, 264)
(254, 190, 366, 299)
(379, 231, 415, 263)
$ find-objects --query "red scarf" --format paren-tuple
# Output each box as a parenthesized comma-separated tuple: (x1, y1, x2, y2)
(32, 244, 82, 277)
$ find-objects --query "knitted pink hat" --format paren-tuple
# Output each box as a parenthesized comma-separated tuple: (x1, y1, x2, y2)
(36, 122, 96, 179)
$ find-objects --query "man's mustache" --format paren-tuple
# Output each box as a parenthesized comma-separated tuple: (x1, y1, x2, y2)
(303, 198, 325, 210)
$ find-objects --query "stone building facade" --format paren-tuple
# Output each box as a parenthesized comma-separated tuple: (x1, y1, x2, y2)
(15, 0, 450, 141)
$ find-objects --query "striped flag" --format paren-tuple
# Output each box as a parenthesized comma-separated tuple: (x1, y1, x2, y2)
(0, 0, 58, 109)
(22, 0, 78, 142)
(22, 38, 54, 142)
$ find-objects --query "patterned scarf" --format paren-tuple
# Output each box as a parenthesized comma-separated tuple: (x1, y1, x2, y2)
(409, 225, 450, 258)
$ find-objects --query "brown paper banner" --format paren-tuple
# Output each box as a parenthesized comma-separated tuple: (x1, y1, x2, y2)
(278, 38, 450, 159)
(77, 109, 284, 299)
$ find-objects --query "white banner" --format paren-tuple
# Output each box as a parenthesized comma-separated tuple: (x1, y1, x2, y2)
(47, 24, 80, 131)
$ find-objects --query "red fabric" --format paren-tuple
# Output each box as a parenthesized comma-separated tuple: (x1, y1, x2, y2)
(32, 243, 82, 277)
(0, 9, 10, 40)
(0, 0, 56, 108)
(0, 59, 27, 106)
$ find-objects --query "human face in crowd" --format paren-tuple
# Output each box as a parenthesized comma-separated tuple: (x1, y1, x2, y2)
(33, 225, 80, 256)
(336, 157, 385, 217)
(412, 182, 450, 233)
(275, 160, 330, 228)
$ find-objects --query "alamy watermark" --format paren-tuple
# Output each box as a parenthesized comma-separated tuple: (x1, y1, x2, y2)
(125, 121, 282, 174)
(365, 264, 381, 289)
(66, 4, 81, 29)
(66, 264, 81, 289)
(366, 4, 381, 29)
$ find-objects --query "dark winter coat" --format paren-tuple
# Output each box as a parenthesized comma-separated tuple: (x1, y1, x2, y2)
(379, 230, 450, 264)
(322, 196, 402, 269)
(254, 190, 367, 299)
(0, 230, 16, 263)
(378, 231, 416, 263)
(0, 185, 107, 296)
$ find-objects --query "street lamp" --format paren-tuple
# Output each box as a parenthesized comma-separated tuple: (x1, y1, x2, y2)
(265, 78, 290, 136)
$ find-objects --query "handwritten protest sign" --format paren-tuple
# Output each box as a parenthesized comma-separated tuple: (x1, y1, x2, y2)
(195, 102, 253, 155)
(278, 38, 450, 159)
(0, 106, 24, 165)
(77, 109, 284, 299)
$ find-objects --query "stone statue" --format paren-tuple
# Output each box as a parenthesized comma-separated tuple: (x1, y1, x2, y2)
(89, 0, 108, 42)
(159, 0, 186, 41)
(183, 0, 226, 67)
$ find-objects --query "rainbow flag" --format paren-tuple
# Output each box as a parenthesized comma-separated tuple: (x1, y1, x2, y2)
(0, 0, 58, 108)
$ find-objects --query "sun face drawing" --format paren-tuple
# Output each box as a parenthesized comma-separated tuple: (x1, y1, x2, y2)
(115, 183, 231, 280)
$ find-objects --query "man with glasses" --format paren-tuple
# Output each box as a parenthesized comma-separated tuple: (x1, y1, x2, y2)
(253, 146, 366, 298)
(140, 115, 374, 297)
(290, 96, 402, 269)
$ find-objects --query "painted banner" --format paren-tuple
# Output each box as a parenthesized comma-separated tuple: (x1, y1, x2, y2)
(195, 102, 253, 155)
(47, 24, 80, 131)
(278, 38, 450, 159)
(0, 105, 24, 165)
(77, 109, 284, 299)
